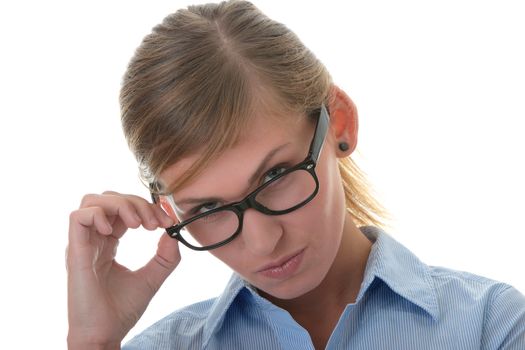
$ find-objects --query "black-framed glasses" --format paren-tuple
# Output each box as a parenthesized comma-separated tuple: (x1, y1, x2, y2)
(150, 104, 330, 251)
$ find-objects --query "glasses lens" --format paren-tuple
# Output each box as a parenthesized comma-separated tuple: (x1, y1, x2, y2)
(160, 168, 317, 250)
(179, 209, 239, 248)
(255, 168, 316, 211)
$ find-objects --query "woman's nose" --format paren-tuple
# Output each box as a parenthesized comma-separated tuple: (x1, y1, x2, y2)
(240, 209, 284, 256)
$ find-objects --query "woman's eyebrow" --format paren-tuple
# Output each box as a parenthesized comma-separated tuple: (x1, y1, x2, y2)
(247, 142, 291, 185)
(175, 142, 292, 207)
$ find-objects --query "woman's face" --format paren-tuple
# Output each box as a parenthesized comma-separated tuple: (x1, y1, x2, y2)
(160, 108, 347, 300)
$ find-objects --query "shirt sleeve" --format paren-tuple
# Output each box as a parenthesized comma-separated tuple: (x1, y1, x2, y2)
(482, 284, 525, 349)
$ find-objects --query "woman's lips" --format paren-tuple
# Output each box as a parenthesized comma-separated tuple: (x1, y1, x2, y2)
(257, 249, 305, 279)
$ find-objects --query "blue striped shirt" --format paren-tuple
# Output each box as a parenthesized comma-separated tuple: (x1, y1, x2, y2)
(123, 226, 525, 349)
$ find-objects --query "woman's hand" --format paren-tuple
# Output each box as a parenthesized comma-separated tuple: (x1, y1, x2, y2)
(66, 191, 180, 349)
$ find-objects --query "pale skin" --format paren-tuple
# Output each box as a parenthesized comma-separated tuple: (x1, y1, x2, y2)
(66, 85, 372, 350)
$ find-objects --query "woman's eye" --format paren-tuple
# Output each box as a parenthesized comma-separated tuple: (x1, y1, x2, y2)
(194, 202, 219, 215)
(262, 167, 287, 184)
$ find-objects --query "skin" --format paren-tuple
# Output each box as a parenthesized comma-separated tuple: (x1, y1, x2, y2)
(66, 85, 372, 350)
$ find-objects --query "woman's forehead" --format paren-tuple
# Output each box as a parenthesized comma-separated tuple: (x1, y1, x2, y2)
(159, 110, 309, 198)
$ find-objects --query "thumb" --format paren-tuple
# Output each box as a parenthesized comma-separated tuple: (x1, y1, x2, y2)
(138, 233, 181, 294)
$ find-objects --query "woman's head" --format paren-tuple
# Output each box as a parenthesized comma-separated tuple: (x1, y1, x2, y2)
(120, 0, 388, 235)
(120, 0, 330, 188)
(156, 100, 353, 299)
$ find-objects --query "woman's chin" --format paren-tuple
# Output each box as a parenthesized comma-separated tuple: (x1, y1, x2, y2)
(255, 273, 323, 301)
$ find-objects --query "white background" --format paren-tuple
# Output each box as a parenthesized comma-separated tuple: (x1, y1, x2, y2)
(0, 0, 524, 348)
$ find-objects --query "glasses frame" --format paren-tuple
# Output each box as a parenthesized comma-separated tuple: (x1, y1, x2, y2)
(150, 104, 330, 251)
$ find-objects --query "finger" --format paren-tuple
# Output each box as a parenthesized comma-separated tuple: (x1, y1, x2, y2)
(84, 193, 166, 231)
(80, 194, 142, 231)
(137, 233, 181, 294)
(118, 193, 174, 229)
(132, 201, 161, 231)
(69, 207, 113, 246)
(102, 190, 120, 196)
(68, 208, 114, 272)
(107, 216, 129, 239)
(151, 202, 175, 228)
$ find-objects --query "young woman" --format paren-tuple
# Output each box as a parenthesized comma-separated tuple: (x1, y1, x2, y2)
(66, 1, 525, 349)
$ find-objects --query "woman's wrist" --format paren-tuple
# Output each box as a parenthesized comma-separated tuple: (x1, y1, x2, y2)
(67, 334, 121, 350)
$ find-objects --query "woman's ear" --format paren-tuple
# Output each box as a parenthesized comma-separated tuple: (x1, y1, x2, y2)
(328, 85, 359, 157)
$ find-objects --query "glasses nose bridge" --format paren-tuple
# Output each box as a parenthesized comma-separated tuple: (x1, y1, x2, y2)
(235, 194, 263, 215)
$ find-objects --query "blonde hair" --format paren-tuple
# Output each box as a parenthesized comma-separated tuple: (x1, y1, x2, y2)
(120, 0, 390, 229)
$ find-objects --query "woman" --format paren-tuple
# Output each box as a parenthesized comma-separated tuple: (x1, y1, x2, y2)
(66, 1, 525, 349)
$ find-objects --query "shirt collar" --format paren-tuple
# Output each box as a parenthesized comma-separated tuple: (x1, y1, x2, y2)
(203, 226, 440, 344)
(357, 226, 440, 321)
(202, 272, 246, 347)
